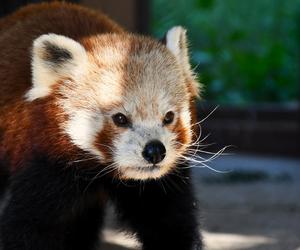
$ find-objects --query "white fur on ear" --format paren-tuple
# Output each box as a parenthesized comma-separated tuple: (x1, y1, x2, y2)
(165, 26, 200, 97)
(26, 34, 88, 101)
(165, 26, 189, 67)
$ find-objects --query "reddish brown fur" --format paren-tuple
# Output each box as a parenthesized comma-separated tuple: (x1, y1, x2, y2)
(189, 98, 200, 142)
(0, 2, 199, 174)
(172, 119, 190, 149)
(0, 2, 123, 173)
(94, 122, 118, 161)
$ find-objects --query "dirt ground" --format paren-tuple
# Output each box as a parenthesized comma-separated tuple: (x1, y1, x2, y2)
(102, 154, 300, 250)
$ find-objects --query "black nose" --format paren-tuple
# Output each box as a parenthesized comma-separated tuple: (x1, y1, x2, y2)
(142, 140, 166, 164)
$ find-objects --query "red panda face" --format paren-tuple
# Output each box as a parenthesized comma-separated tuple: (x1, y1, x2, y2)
(28, 28, 200, 180)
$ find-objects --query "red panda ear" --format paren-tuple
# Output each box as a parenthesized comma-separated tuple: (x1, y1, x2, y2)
(26, 34, 88, 101)
(163, 26, 200, 98)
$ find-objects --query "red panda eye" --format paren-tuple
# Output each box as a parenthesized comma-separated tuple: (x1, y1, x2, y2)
(112, 113, 129, 127)
(163, 111, 175, 125)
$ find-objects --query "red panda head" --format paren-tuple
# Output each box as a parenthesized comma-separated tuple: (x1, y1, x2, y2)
(27, 27, 201, 180)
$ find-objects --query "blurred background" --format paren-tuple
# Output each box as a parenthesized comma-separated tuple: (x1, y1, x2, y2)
(1, 0, 300, 249)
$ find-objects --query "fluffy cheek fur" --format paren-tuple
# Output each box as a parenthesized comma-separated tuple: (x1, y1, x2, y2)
(63, 108, 105, 160)
(94, 122, 119, 162)
(173, 106, 193, 152)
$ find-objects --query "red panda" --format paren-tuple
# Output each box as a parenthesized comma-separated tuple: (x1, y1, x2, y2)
(0, 2, 202, 250)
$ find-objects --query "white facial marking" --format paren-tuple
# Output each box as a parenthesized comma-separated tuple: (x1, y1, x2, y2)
(113, 118, 179, 180)
(96, 68, 124, 106)
(64, 109, 104, 159)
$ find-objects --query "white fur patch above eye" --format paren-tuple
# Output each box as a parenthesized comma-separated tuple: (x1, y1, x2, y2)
(64, 109, 104, 159)
(26, 33, 88, 101)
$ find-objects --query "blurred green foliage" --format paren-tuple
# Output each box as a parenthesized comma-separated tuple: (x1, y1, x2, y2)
(150, 0, 300, 105)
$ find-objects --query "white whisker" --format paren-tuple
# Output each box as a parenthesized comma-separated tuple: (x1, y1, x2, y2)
(195, 105, 219, 125)
(83, 162, 118, 192)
